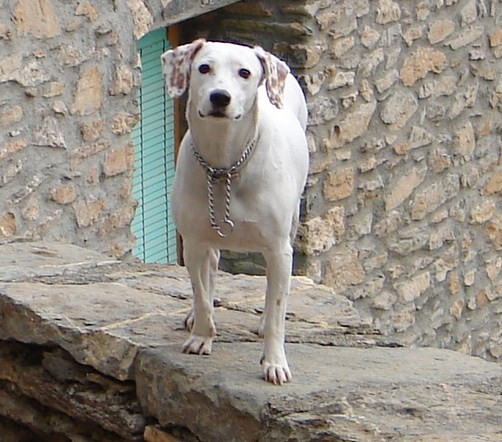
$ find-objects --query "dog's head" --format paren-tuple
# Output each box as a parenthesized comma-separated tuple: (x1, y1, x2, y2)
(161, 39, 290, 121)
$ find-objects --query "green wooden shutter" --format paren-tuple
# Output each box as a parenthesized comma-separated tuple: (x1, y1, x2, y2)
(131, 28, 177, 263)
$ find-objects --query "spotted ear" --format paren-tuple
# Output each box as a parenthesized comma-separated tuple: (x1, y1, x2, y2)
(254, 46, 290, 109)
(161, 38, 205, 98)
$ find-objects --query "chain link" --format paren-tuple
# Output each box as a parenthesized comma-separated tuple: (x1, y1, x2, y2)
(191, 136, 257, 237)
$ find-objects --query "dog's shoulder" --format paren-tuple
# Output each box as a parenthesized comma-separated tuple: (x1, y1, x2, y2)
(258, 74, 307, 132)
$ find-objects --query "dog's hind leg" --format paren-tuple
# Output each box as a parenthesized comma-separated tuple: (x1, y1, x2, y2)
(289, 204, 301, 243)
(260, 243, 293, 384)
(182, 244, 220, 355)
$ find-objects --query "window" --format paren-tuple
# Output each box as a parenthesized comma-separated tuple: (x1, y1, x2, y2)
(131, 28, 177, 263)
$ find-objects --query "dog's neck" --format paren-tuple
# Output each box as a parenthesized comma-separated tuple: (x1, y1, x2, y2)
(187, 101, 259, 169)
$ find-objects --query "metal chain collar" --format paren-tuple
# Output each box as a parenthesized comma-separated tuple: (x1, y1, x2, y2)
(191, 136, 257, 237)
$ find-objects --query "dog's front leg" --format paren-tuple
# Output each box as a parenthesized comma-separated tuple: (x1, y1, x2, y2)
(261, 245, 293, 385)
(182, 244, 219, 355)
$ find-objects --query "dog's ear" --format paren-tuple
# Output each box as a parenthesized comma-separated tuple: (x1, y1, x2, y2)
(254, 46, 290, 109)
(161, 39, 205, 98)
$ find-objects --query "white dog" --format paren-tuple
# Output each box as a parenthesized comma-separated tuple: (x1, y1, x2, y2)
(161, 40, 309, 384)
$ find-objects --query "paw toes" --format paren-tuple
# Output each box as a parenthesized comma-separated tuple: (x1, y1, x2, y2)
(182, 336, 213, 355)
(261, 360, 292, 385)
(183, 311, 194, 331)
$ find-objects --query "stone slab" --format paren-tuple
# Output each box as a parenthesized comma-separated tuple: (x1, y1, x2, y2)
(0, 281, 189, 380)
(0, 240, 117, 282)
(1, 241, 501, 441)
(136, 343, 502, 442)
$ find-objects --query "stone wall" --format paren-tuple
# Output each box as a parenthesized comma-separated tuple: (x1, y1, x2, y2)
(293, 0, 502, 361)
(191, 0, 502, 361)
(0, 0, 139, 257)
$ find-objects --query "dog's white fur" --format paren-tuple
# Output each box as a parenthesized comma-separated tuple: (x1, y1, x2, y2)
(161, 40, 309, 384)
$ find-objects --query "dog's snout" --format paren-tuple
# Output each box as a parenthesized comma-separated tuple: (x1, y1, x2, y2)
(210, 89, 231, 108)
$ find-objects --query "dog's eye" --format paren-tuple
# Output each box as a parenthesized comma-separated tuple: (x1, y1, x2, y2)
(239, 68, 251, 79)
(198, 64, 210, 74)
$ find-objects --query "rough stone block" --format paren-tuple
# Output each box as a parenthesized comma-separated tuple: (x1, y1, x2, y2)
(428, 18, 455, 44)
(380, 91, 418, 130)
(402, 25, 424, 46)
(486, 214, 502, 250)
(12, 0, 61, 38)
(0, 105, 23, 127)
(58, 44, 87, 67)
(73, 197, 105, 228)
(110, 65, 134, 95)
(324, 245, 365, 290)
(326, 69, 355, 90)
(385, 166, 426, 211)
(400, 47, 448, 86)
(449, 81, 478, 118)
(375, 0, 401, 24)
(317, 6, 356, 37)
(41, 81, 65, 98)
(358, 48, 384, 77)
(489, 29, 502, 47)
(460, 0, 478, 27)
(33, 116, 66, 148)
(469, 199, 495, 224)
(483, 170, 502, 196)
(375, 69, 399, 93)
(103, 143, 134, 177)
(80, 120, 103, 142)
(328, 100, 376, 148)
(330, 36, 355, 58)
(323, 167, 355, 202)
(0, 213, 16, 238)
(112, 112, 139, 134)
(447, 25, 485, 50)
(71, 65, 102, 115)
(395, 271, 431, 303)
(307, 96, 338, 125)
(452, 120, 475, 160)
(0, 138, 28, 160)
(360, 25, 380, 48)
(297, 206, 345, 255)
(49, 185, 77, 205)
(418, 74, 457, 98)
(75, 1, 98, 21)
(410, 175, 460, 220)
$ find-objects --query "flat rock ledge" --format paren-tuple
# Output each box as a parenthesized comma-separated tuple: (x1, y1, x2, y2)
(0, 240, 500, 442)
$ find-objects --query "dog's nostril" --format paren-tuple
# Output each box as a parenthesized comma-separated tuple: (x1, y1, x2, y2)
(210, 90, 231, 108)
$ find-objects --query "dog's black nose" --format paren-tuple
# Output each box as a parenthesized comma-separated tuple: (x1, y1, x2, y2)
(210, 90, 231, 108)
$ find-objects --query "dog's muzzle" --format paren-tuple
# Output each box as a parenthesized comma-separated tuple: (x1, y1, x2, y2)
(210, 89, 231, 107)
(209, 89, 231, 117)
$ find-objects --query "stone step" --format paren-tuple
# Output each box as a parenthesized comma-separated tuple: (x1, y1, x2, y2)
(0, 241, 500, 441)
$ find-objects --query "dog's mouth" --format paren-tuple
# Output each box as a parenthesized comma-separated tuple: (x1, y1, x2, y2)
(199, 110, 242, 120)
(209, 110, 226, 118)
(198, 109, 226, 119)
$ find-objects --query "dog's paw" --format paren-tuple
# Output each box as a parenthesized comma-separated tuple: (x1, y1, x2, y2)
(258, 313, 266, 338)
(260, 356, 292, 385)
(184, 310, 194, 331)
(182, 335, 213, 355)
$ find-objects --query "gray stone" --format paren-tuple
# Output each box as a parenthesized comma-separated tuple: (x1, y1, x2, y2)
(33, 116, 66, 148)
(137, 343, 502, 442)
(0, 240, 117, 282)
(0, 241, 500, 442)
(447, 25, 485, 49)
(380, 91, 418, 130)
